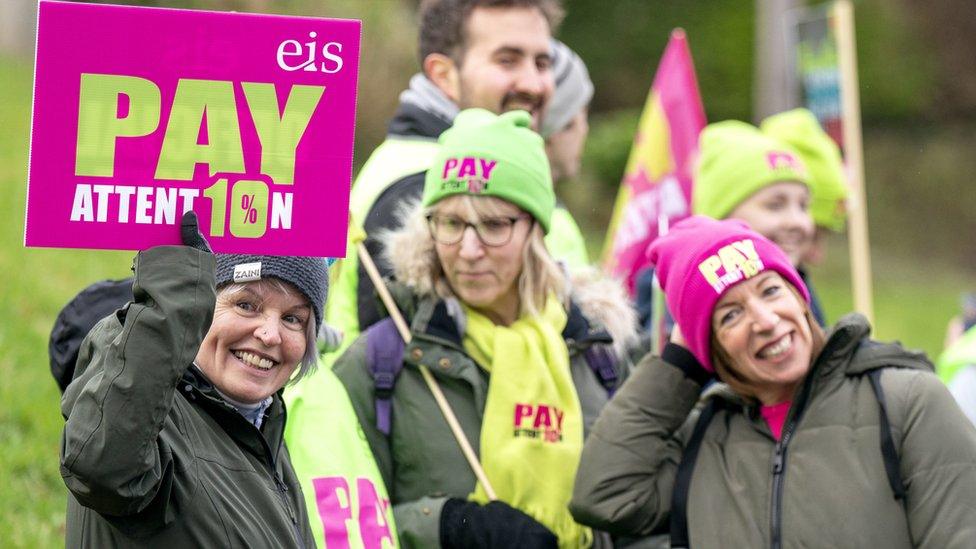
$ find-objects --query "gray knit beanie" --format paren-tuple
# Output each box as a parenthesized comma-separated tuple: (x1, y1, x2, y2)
(542, 39, 594, 137)
(214, 255, 329, 332)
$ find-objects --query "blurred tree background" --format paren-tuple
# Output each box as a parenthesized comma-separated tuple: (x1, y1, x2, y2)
(11, 0, 970, 270)
(556, 0, 975, 273)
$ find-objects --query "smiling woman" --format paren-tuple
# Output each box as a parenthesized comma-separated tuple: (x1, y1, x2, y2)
(710, 271, 820, 405)
(59, 214, 330, 547)
(426, 193, 564, 325)
(570, 216, 976, 548)
(196, 277, 317, 405)
(333, 108, 637, 549)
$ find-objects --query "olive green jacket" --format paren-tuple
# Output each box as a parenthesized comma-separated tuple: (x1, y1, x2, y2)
(570, 314, 976, 548)
(60, 246, 314, 548)
(334, 279, 636, 548)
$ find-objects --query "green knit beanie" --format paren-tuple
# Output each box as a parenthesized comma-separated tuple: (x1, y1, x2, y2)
(693, 120, 811, 220)
(761, 108, 848, 231)
(423, 108, 555, 232)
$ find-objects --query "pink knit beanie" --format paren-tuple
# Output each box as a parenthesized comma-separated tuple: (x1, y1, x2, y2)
(646, 216, 810, 372)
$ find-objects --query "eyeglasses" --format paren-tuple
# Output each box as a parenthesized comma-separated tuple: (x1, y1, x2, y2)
(426, 214, 531, 247)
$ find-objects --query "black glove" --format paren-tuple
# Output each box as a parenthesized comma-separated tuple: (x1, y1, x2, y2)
(180, 211, 212, 253)
(439, 498, 558, 549)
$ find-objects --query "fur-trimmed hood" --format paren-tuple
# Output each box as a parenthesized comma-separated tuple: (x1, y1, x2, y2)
(381, 202, 639, 355)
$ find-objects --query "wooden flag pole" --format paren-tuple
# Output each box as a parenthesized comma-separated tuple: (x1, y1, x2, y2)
(356, 241, 498, 501)
(835, 0, 874, 324)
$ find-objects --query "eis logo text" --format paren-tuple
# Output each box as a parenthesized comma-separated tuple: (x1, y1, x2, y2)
(276, 32, 344, 73)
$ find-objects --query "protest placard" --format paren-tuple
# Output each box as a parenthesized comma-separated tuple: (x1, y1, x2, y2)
(25, 0, 360, 256)
(788, 0, 873, 321)
(791, 3, 844, 149)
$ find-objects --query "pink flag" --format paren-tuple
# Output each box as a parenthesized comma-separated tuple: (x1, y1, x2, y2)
(602, 29, 706, 294)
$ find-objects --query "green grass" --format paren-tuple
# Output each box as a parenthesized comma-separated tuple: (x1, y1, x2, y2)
(806, 233, 968, 360)
(0, 54, 131, 547)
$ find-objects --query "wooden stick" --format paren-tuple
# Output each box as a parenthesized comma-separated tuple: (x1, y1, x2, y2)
(835, 0, 875, 324)
(356, 242, 498, 501)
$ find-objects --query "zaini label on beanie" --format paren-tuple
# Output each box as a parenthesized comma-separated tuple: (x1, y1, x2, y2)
(697, 239, 765, 294)
(440, 157, 498, 194)
(233, 262, 262, 283)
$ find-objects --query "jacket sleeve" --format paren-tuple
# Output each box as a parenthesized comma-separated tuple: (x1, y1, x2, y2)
(570, 347, 704, 537)
(334, 332, 450, 548)
(887, 368, 976, 547)
(60, 246, 215, 516)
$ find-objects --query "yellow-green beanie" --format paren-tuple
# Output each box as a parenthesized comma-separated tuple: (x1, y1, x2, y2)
(423, 108, 555, 232)
(693, 120, 811, 220)
(761, 108, 848, 231)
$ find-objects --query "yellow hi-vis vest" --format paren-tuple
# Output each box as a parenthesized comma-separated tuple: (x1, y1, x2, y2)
(285, 368, 399, 549)
(326, 136, 442, 357)
(939, 325, 976, 383)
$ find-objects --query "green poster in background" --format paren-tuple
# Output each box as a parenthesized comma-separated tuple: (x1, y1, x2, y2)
(790, 3, 844, 150)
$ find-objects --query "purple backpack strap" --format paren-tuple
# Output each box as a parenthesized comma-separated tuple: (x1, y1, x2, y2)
(365, 317, 406, 435)
(583, 345, 619, 396)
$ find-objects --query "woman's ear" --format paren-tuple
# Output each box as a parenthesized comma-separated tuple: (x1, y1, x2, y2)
(423, 53, 461, 103)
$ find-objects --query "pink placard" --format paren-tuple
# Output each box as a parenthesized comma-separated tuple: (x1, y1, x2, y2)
(26, 1, 360, 256)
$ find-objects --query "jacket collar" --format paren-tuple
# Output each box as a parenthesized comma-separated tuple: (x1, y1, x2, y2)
(811, 313, 872, 377)
(392, 73, 459, 136)
(810, 313, 933, 377)
(827, 313, 934, 376)
(386, 101, 453, 140)
(180, 365, 286, 465)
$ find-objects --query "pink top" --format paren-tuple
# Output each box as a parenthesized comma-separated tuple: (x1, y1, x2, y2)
(760, 401, 792, 441)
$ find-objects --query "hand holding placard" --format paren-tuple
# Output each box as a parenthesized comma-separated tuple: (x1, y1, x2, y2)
(180, 211, 212, 253)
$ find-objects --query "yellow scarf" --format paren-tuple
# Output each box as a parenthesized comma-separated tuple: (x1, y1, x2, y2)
(463, 297, 592, 549)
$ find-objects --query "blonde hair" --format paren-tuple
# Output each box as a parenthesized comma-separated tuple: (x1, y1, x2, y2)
(424, 195, 567, 317)
(710, 283, 825, 401)
(217, 279, 318, 384)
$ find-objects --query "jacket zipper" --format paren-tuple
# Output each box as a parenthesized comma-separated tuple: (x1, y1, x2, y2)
(190, 376, 304, 546)
(764, 330, 848, 548)
(768, 365, 820, 549)
(255, 419, 303, 548)
(274, 474, 304, 548)
(769, 428, 793, 549)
